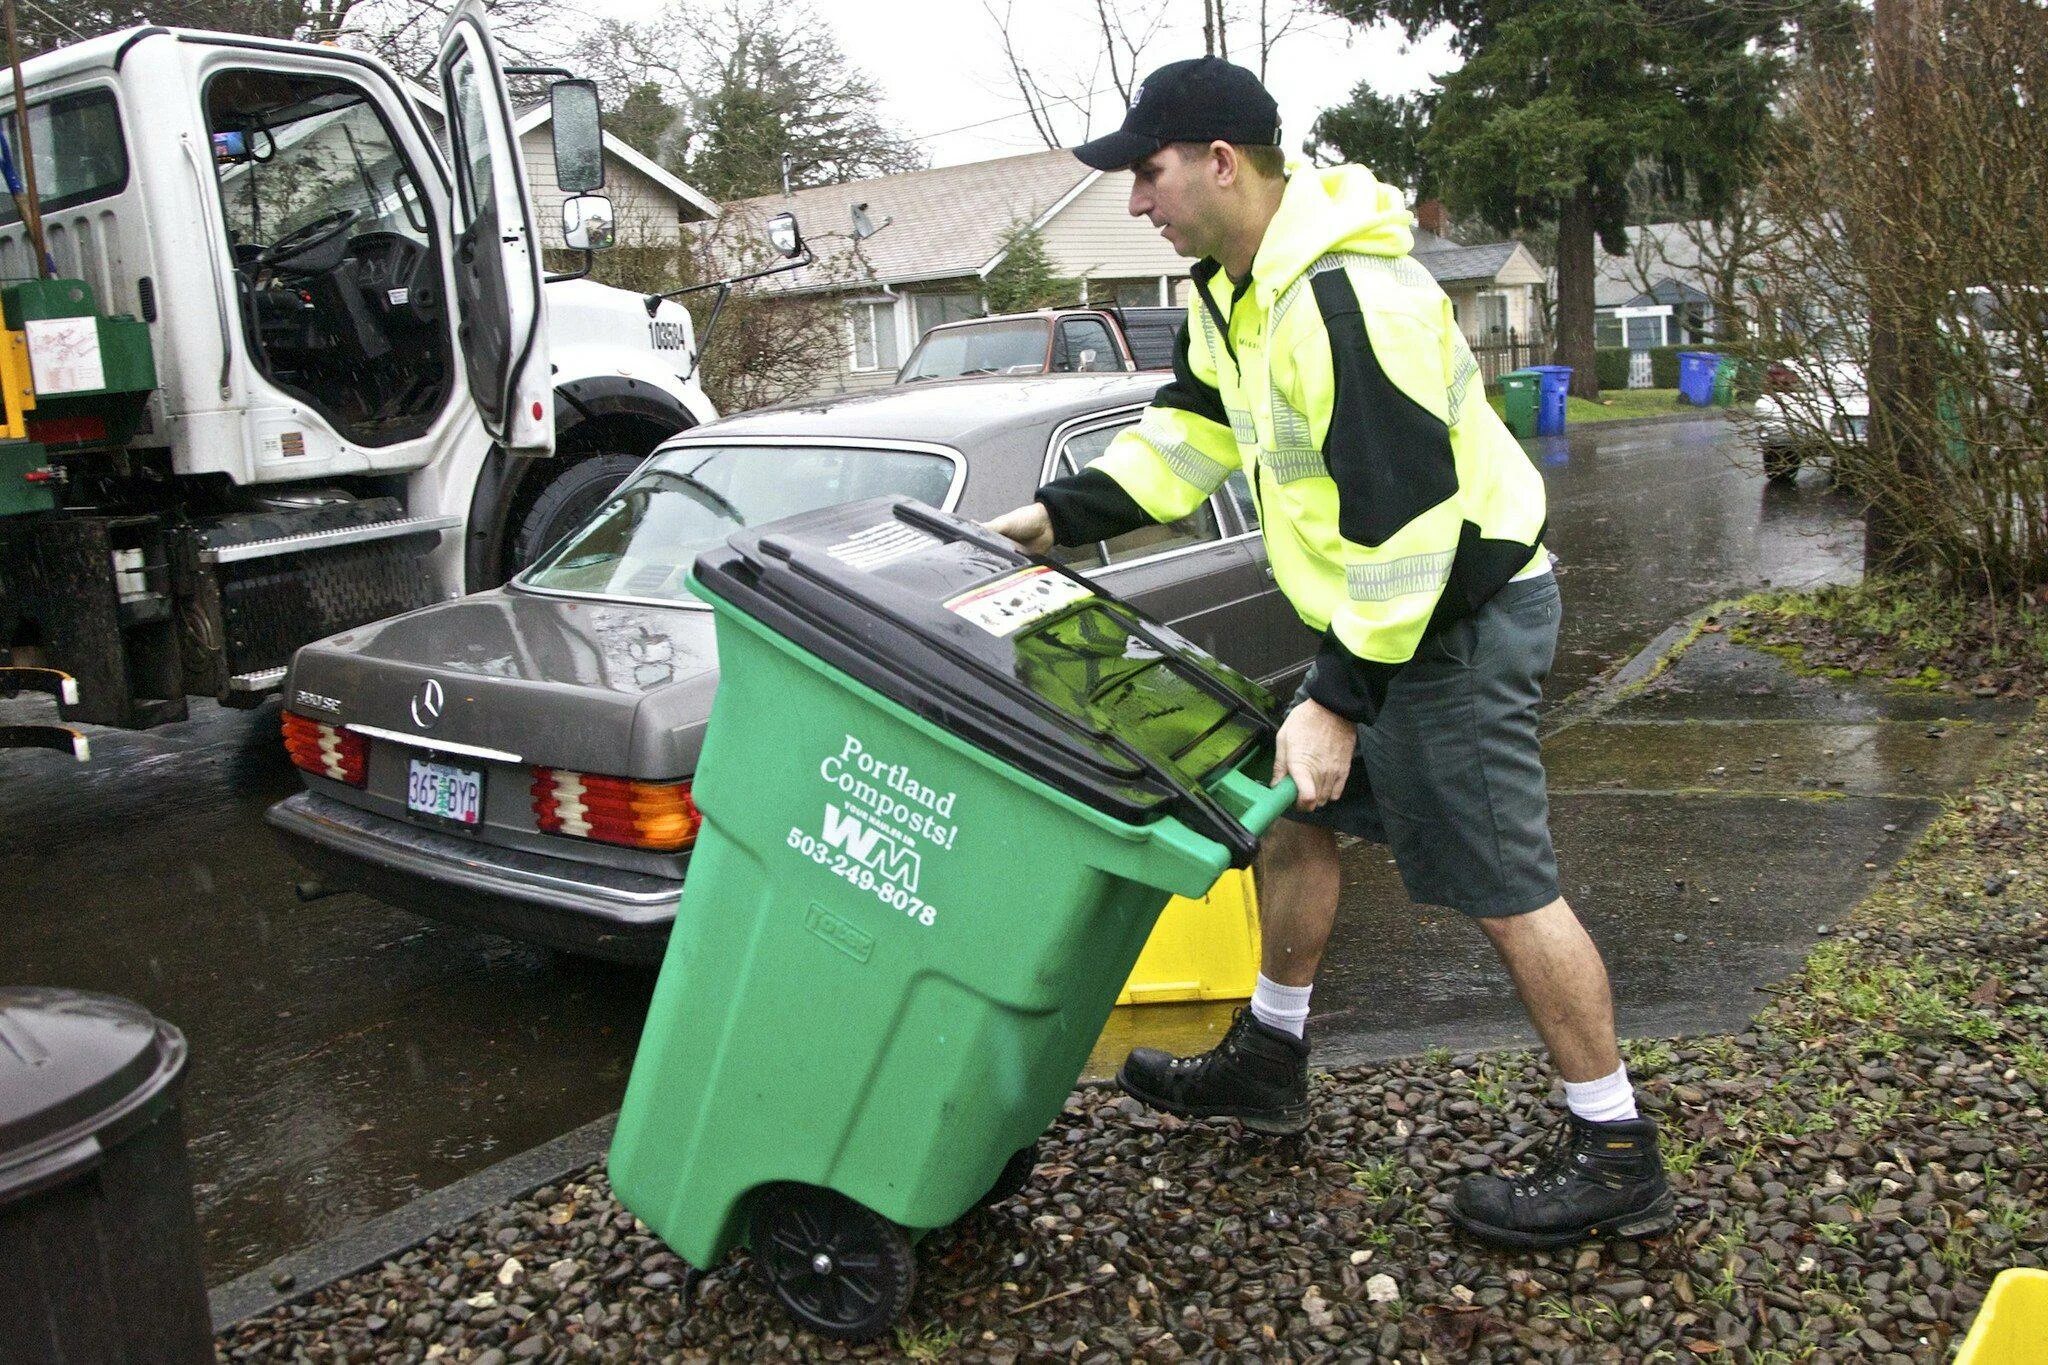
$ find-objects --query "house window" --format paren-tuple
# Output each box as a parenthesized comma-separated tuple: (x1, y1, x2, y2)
(1471, 293, 1509, 338)
(1624, 314, 1666, 350)
(848, 300, 900, 372)
(912, 290, 981, 338)
(1109, 278, 1162, 308)
(1595, 314, 1625, 349)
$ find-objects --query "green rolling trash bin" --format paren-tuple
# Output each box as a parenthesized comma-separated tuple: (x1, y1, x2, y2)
(1498, 369, 1541, 438)
(1712, 355, 1737, 407)
(608, 497, 1296, 1341)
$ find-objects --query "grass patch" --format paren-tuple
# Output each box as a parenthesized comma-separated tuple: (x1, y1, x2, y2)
(1732, 574, 2048, 697)
(1471, 1061, 1515, 1110)
(1486, 387, 1697, 425)
(1348, 1156, 1405, 1199)
(1621, 1037, 1678, 1074)
(1781, 939, 2007, 1050)
(896, 1322, 961, 1359)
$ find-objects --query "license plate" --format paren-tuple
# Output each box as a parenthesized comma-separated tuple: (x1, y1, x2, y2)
(407, 758, 483, 826)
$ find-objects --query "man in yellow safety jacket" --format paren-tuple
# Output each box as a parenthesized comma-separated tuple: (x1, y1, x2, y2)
(991, 57, 1674, 1251)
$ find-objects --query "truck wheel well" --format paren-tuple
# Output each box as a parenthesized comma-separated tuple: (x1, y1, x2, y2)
(471, 413, 687, 589)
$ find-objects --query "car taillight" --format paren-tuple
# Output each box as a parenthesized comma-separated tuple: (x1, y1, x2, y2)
(282, 710, 368, 787)
(530, 768, 699, 852)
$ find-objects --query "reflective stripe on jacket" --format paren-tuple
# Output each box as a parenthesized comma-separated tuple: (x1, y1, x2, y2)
(1039, 162, 1548, 721)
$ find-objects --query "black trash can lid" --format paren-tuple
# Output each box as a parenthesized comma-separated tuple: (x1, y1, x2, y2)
(0, 988, 188, 1207)
(694, 498, 1279, 865)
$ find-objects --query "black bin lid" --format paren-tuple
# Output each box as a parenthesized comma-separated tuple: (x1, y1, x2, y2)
(693, 497, 1278, 864)
(0, 987, 188, 1208)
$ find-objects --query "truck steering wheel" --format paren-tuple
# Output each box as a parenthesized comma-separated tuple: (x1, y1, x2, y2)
(256, 207, 363, 271)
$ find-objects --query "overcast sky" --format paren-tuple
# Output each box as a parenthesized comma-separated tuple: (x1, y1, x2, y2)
(593, 1, 1462, 169)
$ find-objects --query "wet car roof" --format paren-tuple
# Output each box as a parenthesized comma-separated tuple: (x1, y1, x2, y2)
(680, 374, 1164, 450)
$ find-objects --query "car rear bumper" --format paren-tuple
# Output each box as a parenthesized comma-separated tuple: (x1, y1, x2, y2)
(266, 790, 680, 964)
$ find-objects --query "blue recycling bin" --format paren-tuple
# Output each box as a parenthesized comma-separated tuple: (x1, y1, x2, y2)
(1526, 365, 1573, 436)
(1677, 351, 1722, 406)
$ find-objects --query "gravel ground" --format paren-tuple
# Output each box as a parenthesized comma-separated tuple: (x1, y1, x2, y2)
(220, 715, 2048, 1363)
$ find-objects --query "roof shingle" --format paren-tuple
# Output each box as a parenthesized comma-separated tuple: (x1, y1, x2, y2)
(706, 149, 1096, 293)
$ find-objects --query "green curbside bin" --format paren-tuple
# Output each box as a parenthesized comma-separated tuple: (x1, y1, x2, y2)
(1498, 369, 1540, 438)
(608, 498, 1295, 1341)
(1712, 355, 1737, 407)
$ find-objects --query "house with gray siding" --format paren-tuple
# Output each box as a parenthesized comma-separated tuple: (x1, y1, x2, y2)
(1592, 221, 1724, 350)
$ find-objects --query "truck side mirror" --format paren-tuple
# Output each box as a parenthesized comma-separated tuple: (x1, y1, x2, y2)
(563, 195, 615, 251)
(767, 212, 805, 260)
(550, 79, 605, 195)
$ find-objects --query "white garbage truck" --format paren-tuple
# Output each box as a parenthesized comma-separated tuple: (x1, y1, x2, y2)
(0, 4, 790, 737)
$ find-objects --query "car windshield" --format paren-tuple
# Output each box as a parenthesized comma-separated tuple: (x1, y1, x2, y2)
(517, 443, 958, 602)
(900, 320, 1049, 381)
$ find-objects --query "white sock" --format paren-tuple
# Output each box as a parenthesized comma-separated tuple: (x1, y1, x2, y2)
(1563, 1063, 1639, 1123)
(1249, 974, 1312, 1039)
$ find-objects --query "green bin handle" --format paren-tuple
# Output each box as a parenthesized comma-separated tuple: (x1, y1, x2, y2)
(1212, 767, 1299, 843)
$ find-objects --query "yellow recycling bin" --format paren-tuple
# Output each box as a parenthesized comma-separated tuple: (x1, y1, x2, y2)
(1955, 1268, 2048, 1365)
(1117, 868, 1261, 1005)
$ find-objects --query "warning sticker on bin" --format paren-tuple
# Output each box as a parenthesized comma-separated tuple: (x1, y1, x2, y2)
(824, 522, 939, 571)
(944, 566, 1092, 636)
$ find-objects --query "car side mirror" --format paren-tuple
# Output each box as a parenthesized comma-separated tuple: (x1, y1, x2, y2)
(562, 194, 615, 251)
(767, 211, 805, 260)
(550, 78, 605, 195)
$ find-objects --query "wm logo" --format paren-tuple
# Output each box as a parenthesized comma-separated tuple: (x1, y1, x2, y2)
(821, 804, 922, 892)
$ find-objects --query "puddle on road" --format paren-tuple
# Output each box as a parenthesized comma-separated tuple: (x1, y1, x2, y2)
(1545, 719, 2016, 798)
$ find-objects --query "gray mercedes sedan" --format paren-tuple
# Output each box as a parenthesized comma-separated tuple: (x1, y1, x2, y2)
(267, 374, 1316, 962)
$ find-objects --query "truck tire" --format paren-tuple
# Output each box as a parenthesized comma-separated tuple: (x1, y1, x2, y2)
(509, 453, 645, 574)
(1761, 442, 1801, 483)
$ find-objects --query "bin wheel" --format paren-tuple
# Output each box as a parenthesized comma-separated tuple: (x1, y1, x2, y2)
(976, 1141, 1041, 1209)
(748, 1183, 915, 1340)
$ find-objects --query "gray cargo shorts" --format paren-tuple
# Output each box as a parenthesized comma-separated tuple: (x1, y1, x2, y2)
(1283, 572, 1562, 918)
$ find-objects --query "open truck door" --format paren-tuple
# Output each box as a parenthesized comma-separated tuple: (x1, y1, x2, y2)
(437, 0, 551, 456)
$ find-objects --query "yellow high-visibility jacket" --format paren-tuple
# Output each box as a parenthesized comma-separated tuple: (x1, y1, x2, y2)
(1037, 162, 1549, 721)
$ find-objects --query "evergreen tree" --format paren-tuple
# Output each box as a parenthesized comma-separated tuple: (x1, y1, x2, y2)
(982, 222, 1078, 315)
(563, 0, 924, 204)
(1313, 1, 1852, 397)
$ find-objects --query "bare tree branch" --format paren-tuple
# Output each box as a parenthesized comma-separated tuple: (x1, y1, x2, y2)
(984, 0, 1066, 148)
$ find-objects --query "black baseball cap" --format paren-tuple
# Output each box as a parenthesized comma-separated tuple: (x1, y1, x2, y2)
(1072, 57, 1282, 171)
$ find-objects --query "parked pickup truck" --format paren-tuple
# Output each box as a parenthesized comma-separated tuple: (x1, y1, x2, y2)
(896, 306, 1182, 383)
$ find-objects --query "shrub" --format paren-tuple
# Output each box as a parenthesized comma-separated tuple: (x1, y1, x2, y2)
(1743, 2, 2048, 591)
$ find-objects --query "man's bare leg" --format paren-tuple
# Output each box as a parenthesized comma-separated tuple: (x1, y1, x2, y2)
(1475, 897, 1622, 1083)
(1451, 895, 1672, 1248)
(1112, 817, 1330, 1133)
(1254, 818, 1342, 987)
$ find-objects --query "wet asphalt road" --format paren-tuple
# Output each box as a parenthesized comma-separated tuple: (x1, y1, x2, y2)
(0, 415, 1864, 1283)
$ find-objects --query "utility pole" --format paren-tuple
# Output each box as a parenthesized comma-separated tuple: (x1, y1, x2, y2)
(2, 0, 50, 277)
(1864, 0, 1937, 573)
